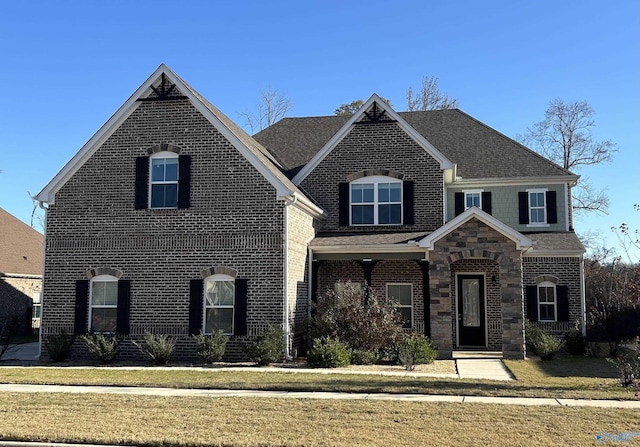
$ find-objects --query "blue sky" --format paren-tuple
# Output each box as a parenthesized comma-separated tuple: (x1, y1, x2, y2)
(1, 1, 638, 260)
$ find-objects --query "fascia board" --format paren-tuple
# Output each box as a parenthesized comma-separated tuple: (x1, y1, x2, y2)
(449, 175, 580, 187)
(35, 66, 168, 204)
(292, 94, 454, 185)
(419, 207, 533, 250)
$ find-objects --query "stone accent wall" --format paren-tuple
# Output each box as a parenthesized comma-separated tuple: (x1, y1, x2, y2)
(301, 121, 444, 233)
(429, 218, 525, 359)
(0, 275, 40, 335)
(286, 205, 315, 356)
(523, 255, 583, 336)
(42, 90, 293, 362)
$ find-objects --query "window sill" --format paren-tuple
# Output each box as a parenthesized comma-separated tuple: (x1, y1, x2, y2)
(526, 223, 550, 228)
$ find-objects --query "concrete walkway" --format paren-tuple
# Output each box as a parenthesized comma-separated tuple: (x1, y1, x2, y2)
(0, 383, 638, 408)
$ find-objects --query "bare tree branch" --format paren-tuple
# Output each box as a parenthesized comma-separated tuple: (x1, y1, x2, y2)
(521, 99, 617, 215)
(406, 76, 459, 111)
(241, 86, 292, 134)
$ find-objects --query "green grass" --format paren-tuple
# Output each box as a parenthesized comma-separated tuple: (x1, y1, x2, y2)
(0, 355, 635, 400)
(0, 393, 636, 447)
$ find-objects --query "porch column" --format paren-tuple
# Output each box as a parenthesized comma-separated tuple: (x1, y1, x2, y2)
(417, 260, 431, 338)
(358, 259, 378, 305)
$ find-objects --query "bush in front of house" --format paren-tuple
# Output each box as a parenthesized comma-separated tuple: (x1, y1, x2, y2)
(564, 320, 586, 356)
(133, 331, 175, 365)
(310, 281, 403, 355)
(194, 330, 228, 364)
(306, 337, 351, 368)
(245, 325, 285, 366)
(81, 333, 120, 364)
(525, 320, 563, 360)
(607, 341, 640, 388)
(350, 349, 376, 365)
(395, 332, 438, 371)
(46, 330, 75, 362)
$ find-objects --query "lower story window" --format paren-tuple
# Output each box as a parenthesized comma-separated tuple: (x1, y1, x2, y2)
(538, 283, 557, 322)
(204, 275, 235, 335)
(387, 284, 413, 329)
(90, 276, 118, 332)
(32, 291, 42, 320)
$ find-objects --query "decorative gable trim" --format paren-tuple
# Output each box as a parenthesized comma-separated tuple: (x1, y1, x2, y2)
(418, 207, 533, 250)
(291, 94, 455, 184)
(35, 65, 322, 219)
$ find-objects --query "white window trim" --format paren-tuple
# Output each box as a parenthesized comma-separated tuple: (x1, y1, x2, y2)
(350, 175, 403, 226)
(463, 189, 483, 210)
(89, 274, 118, 333)
(537, 281, 557, 322)
(149, 151, 179, 209)
(526, 188, 549, 227)
(203, 274, 235, 335)
(32, 291, 42, 320)
(386, 283, 413, 329)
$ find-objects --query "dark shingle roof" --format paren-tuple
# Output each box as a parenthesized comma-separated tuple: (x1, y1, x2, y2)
(526, 232, 585, 253)
(0, 208, 43, 276)
(311, 231, 431, 247)
(253, 109, 574, 179)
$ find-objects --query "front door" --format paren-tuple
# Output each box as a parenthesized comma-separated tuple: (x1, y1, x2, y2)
(457, 275, 486, 347)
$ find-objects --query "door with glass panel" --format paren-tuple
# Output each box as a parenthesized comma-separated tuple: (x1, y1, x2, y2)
(457, 275, 486, 347)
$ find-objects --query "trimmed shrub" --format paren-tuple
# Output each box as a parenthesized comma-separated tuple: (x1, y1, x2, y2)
(310, 281, 403, 354)
(46, 330, 75, 362)
(245, 325, 284, 366)
(350, 349, 376, 365)
(532, 332, 563, 360)
(194, 330, 228, 364)
(307, 337, 350, 368)
(81, 333, 120, 364)
(607, 341, 640, 388)
(525, 320, 544, 355)
(565, 321, 586, 356)
(133, 332, 175, 365)
(395, 333, 438, 371)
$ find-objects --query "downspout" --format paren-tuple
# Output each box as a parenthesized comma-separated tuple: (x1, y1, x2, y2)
(37, 201, 48, 360)
(580, 254, 587, 336)
(282, 193, 298, 361)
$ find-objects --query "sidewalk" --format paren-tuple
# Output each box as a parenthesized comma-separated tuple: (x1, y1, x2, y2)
(0, 383, 638, 408)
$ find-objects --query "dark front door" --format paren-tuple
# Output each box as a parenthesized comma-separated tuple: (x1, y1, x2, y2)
(457, 275, 486, 347)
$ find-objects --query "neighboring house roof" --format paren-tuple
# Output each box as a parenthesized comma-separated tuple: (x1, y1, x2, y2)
(36, 65, 322, 217)
(0, 208, 43, 276)
(254, 108, 576, 181)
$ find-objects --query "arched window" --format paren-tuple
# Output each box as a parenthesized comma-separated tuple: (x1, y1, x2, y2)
(89, 275, 119, 332)
(350, 175, 402, 225)
(204, 274, 235, 335)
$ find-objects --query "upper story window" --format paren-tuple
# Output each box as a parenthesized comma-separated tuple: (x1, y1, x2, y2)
(350, 176, 402, 225)
(90, 275, 118, 332)
(528, 189, 546, 224)
(465, 191, 482, 210)
(150, 152, 179, 209)
(204, 274, 236, 335)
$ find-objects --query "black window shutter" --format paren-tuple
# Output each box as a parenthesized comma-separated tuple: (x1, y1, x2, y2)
(178, 155, 191, 209)
(454, 192, 464, 216)
(234, 278, 248, 336)
(74, 280, 89, 335)
(557, 286, 569, 322)
(116, 280, 131, 335)
(525, 285, 538, 322)
(518, 192, 529, 224)
(546, 191, 558, 224)
(135, 157, 149, 209)
(482, 192, 492, 215)
(189, 279, 204, 336)
(403, 180, 414, 225)
(338, 182, 349, 226)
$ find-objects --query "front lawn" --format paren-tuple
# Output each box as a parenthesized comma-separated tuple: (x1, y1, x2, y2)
(0, 355, 634, 401)
(0, 393, 635, 447)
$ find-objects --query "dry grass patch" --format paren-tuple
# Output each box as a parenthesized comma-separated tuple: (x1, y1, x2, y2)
(0, 392, 636, 447)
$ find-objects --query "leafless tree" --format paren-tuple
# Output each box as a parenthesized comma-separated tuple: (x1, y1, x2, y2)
(406, 76, 459, 111)
(28, 191, 44, 232)
(241, 86, 292, 134)
(519, 99, 617, 215)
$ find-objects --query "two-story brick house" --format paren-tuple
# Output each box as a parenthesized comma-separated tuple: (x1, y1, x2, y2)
(36, 65, 585, 361)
